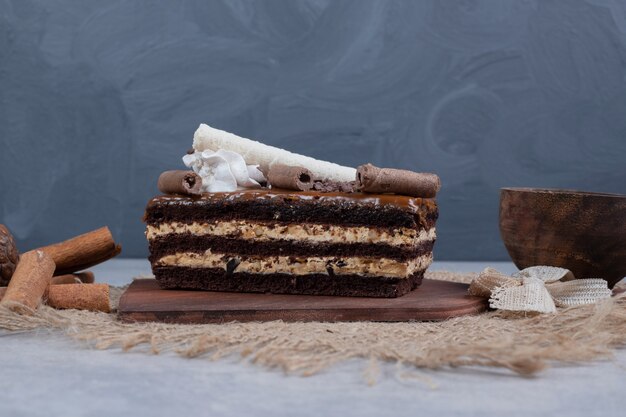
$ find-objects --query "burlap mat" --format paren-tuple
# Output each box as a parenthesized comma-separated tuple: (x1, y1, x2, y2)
(1, 271, 624, 377)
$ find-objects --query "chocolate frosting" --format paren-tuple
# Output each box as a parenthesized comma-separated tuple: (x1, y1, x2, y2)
(147, 188, 437, 212)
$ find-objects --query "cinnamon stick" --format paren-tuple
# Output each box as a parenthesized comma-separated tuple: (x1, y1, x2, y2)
(51, 275, 81, 285)
(39, 227, 121, 275)
(0, 250, 55, 313)
(157, 170, 203, 196)
(0, 283, 110, 313)
(356, 164, 441, 198)
(267, 164, 314, 191)
(46, 283, 110, 313)
(51, 271, 95, 285)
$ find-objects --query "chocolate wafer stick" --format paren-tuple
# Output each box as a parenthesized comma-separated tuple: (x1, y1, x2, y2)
(267, 164, 314, 191)
(193, 124, 356, 182)
(356, 164, 441, 198)
(157, 170, 203, 196)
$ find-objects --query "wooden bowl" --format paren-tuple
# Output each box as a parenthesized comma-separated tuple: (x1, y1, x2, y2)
(500, 188, 626, 288)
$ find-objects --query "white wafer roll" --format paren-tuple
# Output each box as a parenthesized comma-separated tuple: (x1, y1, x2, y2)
(193, 124, 356, 182)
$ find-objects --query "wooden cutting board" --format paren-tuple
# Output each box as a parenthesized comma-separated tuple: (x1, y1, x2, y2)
(118, 279, 487, 323)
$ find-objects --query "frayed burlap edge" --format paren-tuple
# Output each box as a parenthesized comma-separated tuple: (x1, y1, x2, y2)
(1, 271, 625, 378)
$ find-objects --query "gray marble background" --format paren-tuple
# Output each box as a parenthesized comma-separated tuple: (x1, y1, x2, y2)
(1, 0, 625, 259)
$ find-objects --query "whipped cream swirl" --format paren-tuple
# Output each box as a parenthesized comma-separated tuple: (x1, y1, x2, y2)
(182, 150, 266, 192)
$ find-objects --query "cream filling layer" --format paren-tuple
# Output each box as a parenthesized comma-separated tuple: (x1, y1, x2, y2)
(155, 251, 433, 278)
(147, 221, 435, 247)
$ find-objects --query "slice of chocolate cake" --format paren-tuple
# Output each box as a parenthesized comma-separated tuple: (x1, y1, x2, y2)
(144, 189, 438, 298)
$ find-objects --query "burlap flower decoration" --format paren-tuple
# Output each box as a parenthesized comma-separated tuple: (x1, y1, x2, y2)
(469, 266, 612, 314)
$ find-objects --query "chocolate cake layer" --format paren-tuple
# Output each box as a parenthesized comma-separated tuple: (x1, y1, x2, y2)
(153, 266, 424, 298)
(148, 234, 434, 262)
(145, 190, 438, 229)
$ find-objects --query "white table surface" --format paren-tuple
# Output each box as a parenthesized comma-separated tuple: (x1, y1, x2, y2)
(1, 260, 623, 417)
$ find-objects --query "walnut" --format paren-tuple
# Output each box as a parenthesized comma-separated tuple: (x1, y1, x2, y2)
(0, 224, 19, 286)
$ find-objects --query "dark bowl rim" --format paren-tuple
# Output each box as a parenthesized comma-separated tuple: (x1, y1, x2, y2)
(501, 187, 625, 199)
